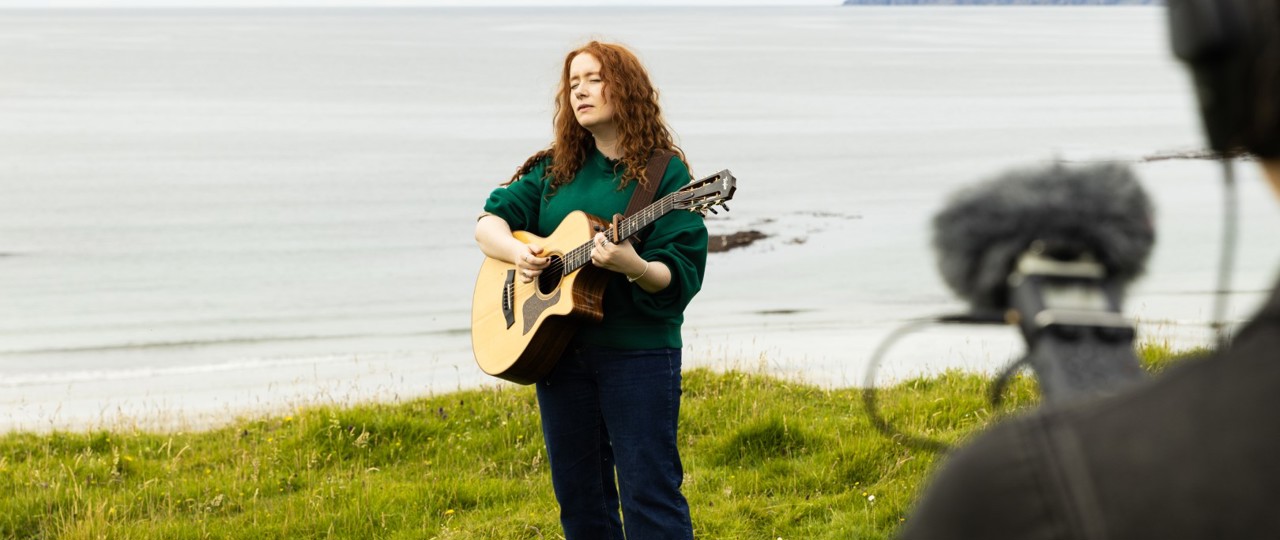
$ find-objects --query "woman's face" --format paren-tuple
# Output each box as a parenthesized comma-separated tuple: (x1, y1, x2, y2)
(568, 52, 617, 132)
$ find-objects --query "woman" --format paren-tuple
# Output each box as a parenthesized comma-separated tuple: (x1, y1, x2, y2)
(473, 41, 706, 539)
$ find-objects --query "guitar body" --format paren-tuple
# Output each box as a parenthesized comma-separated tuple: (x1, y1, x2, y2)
(471, 210, 611, 384)
(471, 169, 736, 385)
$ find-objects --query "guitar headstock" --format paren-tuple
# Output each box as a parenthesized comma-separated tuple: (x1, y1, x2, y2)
(675, 170, 736, 217)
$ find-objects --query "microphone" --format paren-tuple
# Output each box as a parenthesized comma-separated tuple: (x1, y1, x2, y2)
(932, 162, 1156, 405)
(934, 162, 1156, 312)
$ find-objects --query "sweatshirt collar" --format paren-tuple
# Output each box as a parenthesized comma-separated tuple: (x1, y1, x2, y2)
(1228, 273, 1280, 346)
(1258, 274, 1280, 321)
(587, 147, 622, 176)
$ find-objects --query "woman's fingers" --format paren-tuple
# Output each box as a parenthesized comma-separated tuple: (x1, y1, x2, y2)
(515, 244, 549, 283)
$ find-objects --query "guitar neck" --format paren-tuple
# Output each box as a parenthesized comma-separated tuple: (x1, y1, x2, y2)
(560, 192, 678, 275)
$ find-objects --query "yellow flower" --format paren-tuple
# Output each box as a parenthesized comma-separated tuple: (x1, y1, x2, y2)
(445, 509, 456, 516)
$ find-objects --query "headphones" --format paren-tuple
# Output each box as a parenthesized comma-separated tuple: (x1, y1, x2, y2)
(1168, 0, 1280, 158)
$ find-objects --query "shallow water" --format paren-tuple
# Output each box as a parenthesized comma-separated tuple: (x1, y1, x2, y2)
(2, 6, 1277, 431)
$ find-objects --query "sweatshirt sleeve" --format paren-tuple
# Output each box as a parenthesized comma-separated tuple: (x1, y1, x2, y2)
(630, 157, 709, 316)
(482, 159, 548, 232)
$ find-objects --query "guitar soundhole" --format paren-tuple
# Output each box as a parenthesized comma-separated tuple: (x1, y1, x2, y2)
(536, 255, 563, 295)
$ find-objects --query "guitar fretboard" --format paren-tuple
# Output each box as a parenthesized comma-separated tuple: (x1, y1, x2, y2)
(560, 192, 678, 275)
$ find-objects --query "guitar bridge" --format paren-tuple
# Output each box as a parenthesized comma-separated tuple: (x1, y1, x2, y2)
(502, 269, 516, 329)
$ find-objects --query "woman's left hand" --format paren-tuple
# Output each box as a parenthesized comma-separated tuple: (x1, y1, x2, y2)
(590, 232, 645, 276)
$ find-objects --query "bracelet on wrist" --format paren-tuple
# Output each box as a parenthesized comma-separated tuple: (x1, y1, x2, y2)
(627, 261, 650, 283)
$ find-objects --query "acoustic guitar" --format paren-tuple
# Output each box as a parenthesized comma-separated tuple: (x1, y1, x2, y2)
(471, 170, 737, 384)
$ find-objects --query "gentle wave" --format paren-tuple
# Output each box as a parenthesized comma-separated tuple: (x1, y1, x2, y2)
(0, 328, 472, 356)
(0, 354, 377, 388)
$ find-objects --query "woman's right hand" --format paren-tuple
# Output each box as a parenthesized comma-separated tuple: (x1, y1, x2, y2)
(514, 243, 546, 283)
(476, 214, 545, 283)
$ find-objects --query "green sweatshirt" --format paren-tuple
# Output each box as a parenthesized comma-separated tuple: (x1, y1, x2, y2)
(482, 149, 709, 349)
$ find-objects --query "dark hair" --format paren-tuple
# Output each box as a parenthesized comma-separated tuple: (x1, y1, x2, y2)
(1170, 0, 1280, 157)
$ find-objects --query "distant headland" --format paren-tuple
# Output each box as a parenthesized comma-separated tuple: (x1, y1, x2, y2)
(844, 0, 1162, 4)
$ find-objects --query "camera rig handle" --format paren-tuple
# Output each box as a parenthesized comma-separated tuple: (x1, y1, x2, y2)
(1007, 246, 1148, 407)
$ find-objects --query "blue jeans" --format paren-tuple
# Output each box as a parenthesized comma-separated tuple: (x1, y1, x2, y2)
(535, 344, 693, 540)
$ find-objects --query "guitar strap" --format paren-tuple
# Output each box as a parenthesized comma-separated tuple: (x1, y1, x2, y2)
(614, 149, 675, 246)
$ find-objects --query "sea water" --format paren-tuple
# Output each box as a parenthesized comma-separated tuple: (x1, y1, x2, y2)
(2, 6, 1278, 431)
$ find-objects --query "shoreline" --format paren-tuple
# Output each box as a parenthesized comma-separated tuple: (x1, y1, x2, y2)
(0, 318, 1220, 435)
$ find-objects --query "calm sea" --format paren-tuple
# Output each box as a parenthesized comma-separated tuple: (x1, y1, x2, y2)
(2, 6, 1278, 431)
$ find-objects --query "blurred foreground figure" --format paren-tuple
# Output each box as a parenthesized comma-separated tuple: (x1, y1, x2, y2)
(900, 0, 1280, 538)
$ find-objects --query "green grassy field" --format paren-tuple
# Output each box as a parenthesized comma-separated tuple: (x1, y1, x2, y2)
(0, 343, 1204, 539)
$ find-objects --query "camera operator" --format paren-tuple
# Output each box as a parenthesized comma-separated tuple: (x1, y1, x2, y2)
(899, 1, 1280, 538)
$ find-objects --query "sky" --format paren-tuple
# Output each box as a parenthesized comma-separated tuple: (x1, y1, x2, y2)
(0, 0, 839, 7)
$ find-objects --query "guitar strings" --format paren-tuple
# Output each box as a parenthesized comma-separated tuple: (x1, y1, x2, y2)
(524, 190, 701, 278)
(511, 176, 726, 305)
(535, 198, 669, 277)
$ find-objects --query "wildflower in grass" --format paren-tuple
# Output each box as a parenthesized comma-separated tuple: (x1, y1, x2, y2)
(445, 509, 455, 517)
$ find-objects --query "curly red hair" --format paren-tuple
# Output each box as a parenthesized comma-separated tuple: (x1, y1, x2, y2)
(509, 41, 689, 191)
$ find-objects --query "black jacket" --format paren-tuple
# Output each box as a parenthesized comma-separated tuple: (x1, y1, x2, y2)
(900, 279, 1280, 540)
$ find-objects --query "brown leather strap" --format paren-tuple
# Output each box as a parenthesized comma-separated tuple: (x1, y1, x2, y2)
(624, 150, 675, 218)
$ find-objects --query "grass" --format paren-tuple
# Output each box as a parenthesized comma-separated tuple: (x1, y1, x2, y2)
(0, 343, 1208, 539)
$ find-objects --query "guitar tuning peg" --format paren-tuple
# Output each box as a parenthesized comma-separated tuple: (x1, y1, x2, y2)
(720, 203, 730, 212)
(708, 207, 719, 215)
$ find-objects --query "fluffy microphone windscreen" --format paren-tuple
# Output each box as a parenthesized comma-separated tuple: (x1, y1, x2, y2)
(932, 162, 1156, 311)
